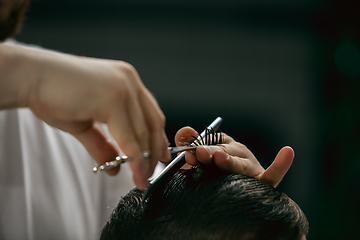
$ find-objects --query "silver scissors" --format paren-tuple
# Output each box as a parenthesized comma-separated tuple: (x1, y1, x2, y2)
(92, 146, 199, 172)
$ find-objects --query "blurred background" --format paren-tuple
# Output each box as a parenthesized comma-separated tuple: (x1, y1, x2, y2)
(16, 0, 360, 239)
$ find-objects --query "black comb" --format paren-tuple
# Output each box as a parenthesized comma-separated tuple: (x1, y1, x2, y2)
(142, 117, 223, 201)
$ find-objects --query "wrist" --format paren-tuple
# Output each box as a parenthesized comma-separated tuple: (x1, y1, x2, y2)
(0, 42, 41, 109)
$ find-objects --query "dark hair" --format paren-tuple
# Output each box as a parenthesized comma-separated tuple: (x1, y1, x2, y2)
(0, 0, 30, 42)
(101, 165, 308, 240)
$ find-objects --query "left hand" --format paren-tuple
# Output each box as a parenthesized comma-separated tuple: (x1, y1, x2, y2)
(175, 127, 294, 187)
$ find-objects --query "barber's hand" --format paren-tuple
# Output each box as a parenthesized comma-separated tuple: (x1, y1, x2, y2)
(175, 127, 294, 187)
(7, 45, 171, 189)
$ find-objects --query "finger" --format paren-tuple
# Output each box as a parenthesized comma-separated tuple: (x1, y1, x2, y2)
(125, 84, 153, 178)
(117, 71, 153, 176)
(174, 126, 199, 145)
(259, 146, 294, 187)
(138, 88, 167, 178)
(127, 84, 149, 151)
(175, 127, 199, 166)
(194, 139, 264, 176)
(148, 117, 163, 177)
(160, 129, 171, 163)
(107, 108, 148, 189)
(72, 123, 120, 176)
(184, 151, 199, 166)
(195, 140, 252, 165)
(211, 150, 264, 177)
(107, 63, 153, 187)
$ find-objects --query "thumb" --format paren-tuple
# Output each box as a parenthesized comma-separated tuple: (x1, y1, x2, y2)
(73, 123, 120, 176)
(259, 146, 294, 187)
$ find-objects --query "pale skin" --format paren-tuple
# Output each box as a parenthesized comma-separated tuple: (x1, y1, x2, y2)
(175, 127, 294, 187)
(0, 42, 171, 189)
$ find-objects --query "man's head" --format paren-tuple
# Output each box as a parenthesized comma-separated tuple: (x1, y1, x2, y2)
(0, 0, 30, 42)
(101, 165, 308, 240)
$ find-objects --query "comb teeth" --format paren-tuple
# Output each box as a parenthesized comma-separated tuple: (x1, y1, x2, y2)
(181, 127, 223, 148)
(142, 117, 223, 201)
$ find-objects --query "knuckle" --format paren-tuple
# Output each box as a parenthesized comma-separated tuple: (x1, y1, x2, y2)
(148, 120, 161, 133)
(148, 113, 165, 133)
(221, 157, 233, 169)
(241, 159, 249, 174)
(118, 61, 137, 75)
(110, 61, 140, 83)
(159, 112, 166, 127)
(107, 80, 130, 103)
(222, 133, 234, 143)
(235, 141, 246, 149)
(218, 145, 229, 155)
(116, 61, 145, 91)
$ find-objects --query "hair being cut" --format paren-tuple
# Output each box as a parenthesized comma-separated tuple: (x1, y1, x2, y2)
(101, 164, 308, 240)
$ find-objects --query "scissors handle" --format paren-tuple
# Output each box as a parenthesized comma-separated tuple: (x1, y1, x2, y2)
(93, 146, 198, 172)
(93, 117, 223, 173)
(92, 150, 151, 172)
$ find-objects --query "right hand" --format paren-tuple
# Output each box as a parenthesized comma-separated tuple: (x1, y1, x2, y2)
(1, 43, 171, 189)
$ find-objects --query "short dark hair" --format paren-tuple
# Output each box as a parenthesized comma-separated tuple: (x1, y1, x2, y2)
(101, 165, 308, 240)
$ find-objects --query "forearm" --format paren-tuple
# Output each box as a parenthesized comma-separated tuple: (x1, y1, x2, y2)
(0, 42, 39, 109)
(0, 42, 170, 187)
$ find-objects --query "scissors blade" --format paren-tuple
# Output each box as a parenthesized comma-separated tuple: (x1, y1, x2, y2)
(142, 116, 223, 201)
(168, 146, 198, 154)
